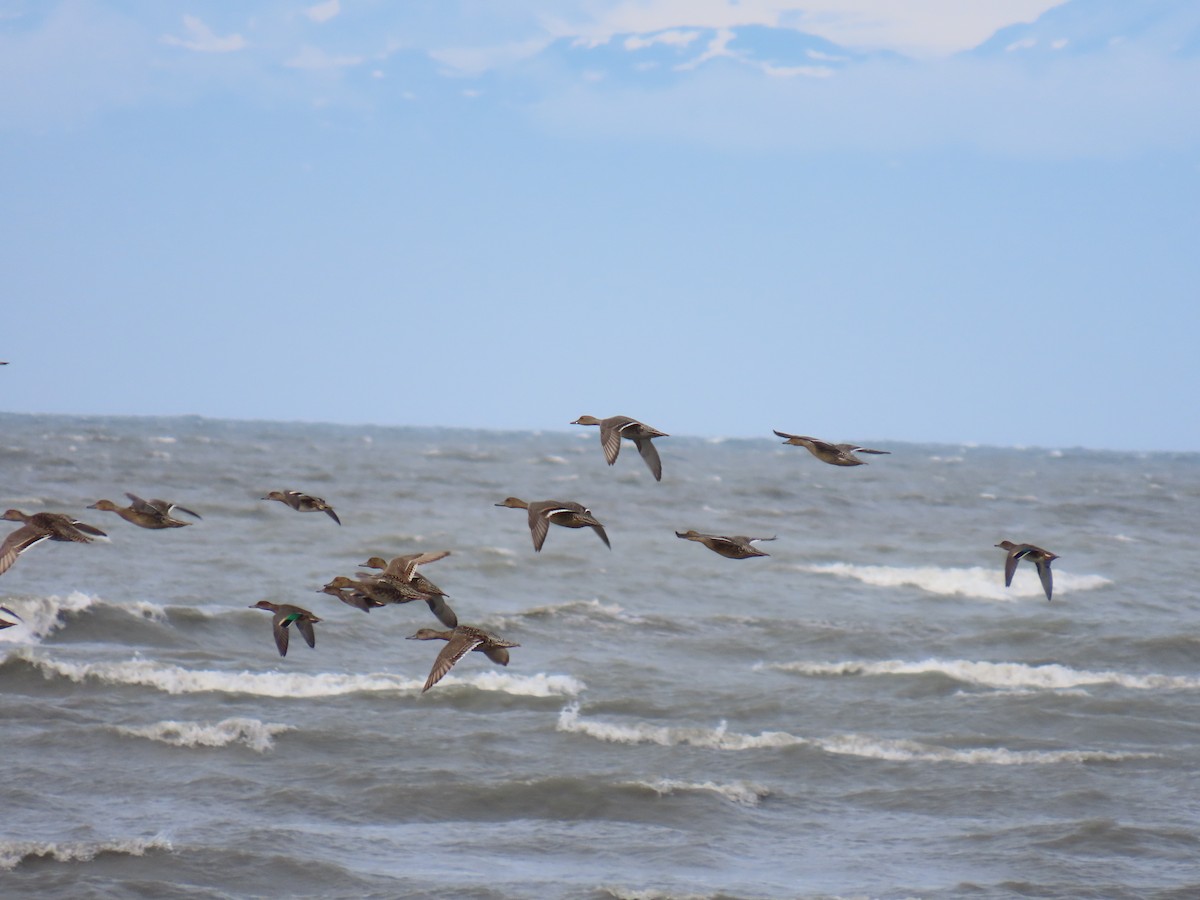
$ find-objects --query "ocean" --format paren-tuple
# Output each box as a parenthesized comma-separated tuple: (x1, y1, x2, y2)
(1, 412, 1197, 899)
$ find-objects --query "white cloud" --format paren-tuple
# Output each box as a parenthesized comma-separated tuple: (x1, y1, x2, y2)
(530, 50, 1200, 159)
(305, 0, 341, 25)
(285, 45, 363, 69)
(552, 1, 1065, 58)
(760, 62, 834, 79)
(429, 38, 551, 77)
(675, 28, 738, 70)
(161, 15, 246, 53)
(624, 29, 702, 51)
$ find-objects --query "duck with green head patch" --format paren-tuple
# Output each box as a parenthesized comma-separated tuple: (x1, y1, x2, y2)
(250, 600, 321, 656)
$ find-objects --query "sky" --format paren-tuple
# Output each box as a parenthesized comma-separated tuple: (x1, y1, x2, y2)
(2, 0, 1198, 451)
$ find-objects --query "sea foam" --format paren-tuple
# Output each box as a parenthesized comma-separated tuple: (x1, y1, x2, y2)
(792, 562, 1112, 600)
(0, 591, 108, 645)
(634, 778, 770, 807)
(761, 658, 1200, 692)
(0, 835, 172, 871)
(19, 651, 582, 698)
(556, 704, 1152, 765)
(115, 717, 293, 752)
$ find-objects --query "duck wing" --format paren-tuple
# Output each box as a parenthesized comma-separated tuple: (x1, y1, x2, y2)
(271, 613, 291, 656)
(1034, 558, 1054, 601)
(425, 594, 459, 629)
(0, 525, 51, 575)
(634, 437, 663, 481)
(528, 507, 551, 552)
(423, 632, 484, 692)
(481, 645, 511, 666)
(599, 419, 624, 465)
(590, 522, 611, 549)
(1002, 549, 1020, 587)
(295, 616, 317, 649)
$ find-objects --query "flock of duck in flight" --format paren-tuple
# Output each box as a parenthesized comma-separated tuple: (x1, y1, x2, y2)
(0, 412, 1060, 691)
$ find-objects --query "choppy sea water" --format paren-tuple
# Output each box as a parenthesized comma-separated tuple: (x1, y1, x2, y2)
(1, 412, 1198, 900)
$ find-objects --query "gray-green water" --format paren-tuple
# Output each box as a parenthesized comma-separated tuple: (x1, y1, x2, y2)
(2, 413, 1197, 899)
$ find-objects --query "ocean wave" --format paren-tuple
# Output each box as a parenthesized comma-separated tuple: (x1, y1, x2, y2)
(503, 598, 646, 626)
(433, 670, 586, 697)
(791, 562, 1112, 600)
(556, 704, 1152, 765)
(0, 592, 182, 650)
(760, 658, 1200, 692)
(599, 889, 721, 900)
(114, 717, 293, 752)
(0, 835, 172, 871)
(15, 651, 581, 698)
(632, 778, 770, 807)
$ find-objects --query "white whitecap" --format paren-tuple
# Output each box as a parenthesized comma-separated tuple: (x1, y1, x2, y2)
(115, 717, 293, 752)
(634, 778, 770, 807)
(19, 651, 581, 699)
(556, 704, 1153, 765)
(0, 591, 102, 646)
(793, 562, 1111, 600)
(761, 658, 1200, 692)
(0, 835, 172, 871)
(434, 670, 585, 697)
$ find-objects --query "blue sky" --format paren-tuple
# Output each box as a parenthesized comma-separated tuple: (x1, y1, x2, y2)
(2, 0, 1198, 451)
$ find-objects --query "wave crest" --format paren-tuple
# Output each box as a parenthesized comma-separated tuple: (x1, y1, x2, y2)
(762, 658, 1200, 691)
(0, 592, 170, 649)
(0, 835, 172, 871)
(634, 779, 770, 807)
(556, 704, 1153, 765)
(17, 651, 581, 698)
(115, 717, 292, 752)
(793, 562, 1112, 600)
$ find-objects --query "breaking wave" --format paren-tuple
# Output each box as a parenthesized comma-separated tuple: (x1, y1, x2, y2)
(14, 651, 583, 698)
(761, 658, 1200, 692)
(631, 778, 770, 807)
(114, 717, 293, 752)
(556, 704, 1152, 765)
(792, 562, 1112, 600)
(0, 835, 172, 871)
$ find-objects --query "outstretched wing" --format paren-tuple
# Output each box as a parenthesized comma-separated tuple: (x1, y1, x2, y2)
(1002, 550, 1019, 587)
(1034, 558, 1054, 601)
(599, 420, 623, 465)
(425, 595, 459, 629)
(423, 632, 483, 692)
(295, 617, 317, 649)
(0, 526, 51, 575)
(634, 438, 663, 481)
(528, 508, 551, 552)
(272, 614, 291, 656)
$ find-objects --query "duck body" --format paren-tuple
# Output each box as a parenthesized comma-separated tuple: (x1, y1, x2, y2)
(359, 551, 451, 599)
(323, 575, 458, 628)
(0, 510, 107, 576)
(495, 497, 610, 552)
(675, 530, 775, 559)
(262, 491, 341, 525)
(773, 430, 890, 466)
(995, 540, 1059, 601)
(317, 579, 386, 613)
(88, 493, 200, 529)
(407, 625, 520, 692)
(249, 600, 321, 656)
(572, 415, 668, 481)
